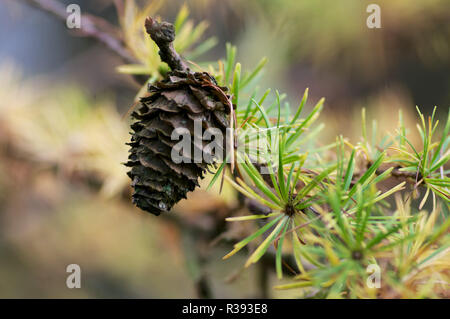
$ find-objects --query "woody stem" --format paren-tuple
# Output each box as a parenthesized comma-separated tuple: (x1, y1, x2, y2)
(145, 17, 189, 72)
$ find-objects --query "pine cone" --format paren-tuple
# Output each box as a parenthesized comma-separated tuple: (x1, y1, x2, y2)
(126, 70, 231, 215)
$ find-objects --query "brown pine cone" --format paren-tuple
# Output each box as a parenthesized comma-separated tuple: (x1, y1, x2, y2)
(126, 68, 231, 215)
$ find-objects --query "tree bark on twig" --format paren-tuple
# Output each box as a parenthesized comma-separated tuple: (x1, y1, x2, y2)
(144, 17, 189, 73)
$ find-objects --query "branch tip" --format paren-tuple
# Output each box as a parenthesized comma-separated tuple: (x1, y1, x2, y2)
(145, 16, 188, 72)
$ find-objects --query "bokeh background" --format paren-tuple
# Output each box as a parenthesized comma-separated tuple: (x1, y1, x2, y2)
(0, 0, 449, 298)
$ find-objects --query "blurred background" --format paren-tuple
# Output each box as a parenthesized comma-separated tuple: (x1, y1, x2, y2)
(0, 0, 449, 298)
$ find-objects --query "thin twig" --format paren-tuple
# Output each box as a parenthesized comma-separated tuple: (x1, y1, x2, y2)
(145, 16, 188, 72)
(21, 0, 137, 64)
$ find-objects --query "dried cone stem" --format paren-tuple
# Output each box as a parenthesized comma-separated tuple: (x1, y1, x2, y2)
(126, 17, 231, 215)
(145, 17, 188, 72)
